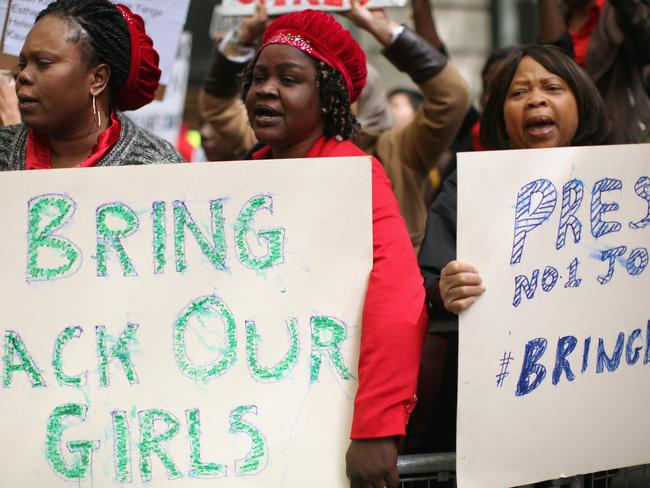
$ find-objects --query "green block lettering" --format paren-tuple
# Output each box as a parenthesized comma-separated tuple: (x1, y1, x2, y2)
(187, 409, 226, 478)
(235, 195, 285, 270)
(96, 202, 139, 277)
(53, 326, 86, 386)
(246, 318, 299, 382)
(46, 403, 99, 480)
(174, 296, 237, 382)
(27, 194, 81, 281)
(97, 323, 139, 387)
(173, 200, 226, 273)
(152, 201, 166, 274)
(138, 409, 181, 482)
(112, 410, 132, 483)
(3, 331, 45, 387)
(310, 316, 353, 382)
(229, 405, 268, 476)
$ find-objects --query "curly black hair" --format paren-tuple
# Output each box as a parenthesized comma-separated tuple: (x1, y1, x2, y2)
(241, 57, 360, 141)
(35, 0, 130, 95)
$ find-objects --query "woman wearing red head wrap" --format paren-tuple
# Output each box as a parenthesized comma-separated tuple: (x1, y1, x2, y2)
(242, 10, 428, 488)
(0, 0, 183, 171)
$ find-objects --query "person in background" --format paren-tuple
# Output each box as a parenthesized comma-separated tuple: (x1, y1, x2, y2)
(199, 1, 470, 251)
(408, 0, 479, 207)
(354, 63, 396, 151)
(387, 87, 423, 130)
(346, 3, 470, 251)
(0, 0, 183, 171)
(0, 70, 20, 127)
(537, 0, 650, 144)
(197, 5, 268, 162)
(399, 2, 514, 452)
(242, 9, 428, 487)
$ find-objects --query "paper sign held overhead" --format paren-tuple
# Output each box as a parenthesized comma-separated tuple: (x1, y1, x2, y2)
(0, 0, 190, 87)
(217, 0, 406, 17)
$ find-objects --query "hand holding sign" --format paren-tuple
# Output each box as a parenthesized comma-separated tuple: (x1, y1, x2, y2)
(340, 0, 398, 49)
(220, 2, 270, 58)
(238, 1, 271, 44)
(218, 0, 406, 18)
(346, 437, 400, 488)
(439, 260, 485, 314)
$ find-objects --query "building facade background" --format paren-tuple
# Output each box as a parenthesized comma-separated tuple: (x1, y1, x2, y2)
(182, 0, 540, 123)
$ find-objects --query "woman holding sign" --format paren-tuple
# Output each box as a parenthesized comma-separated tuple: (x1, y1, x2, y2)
(420, 44, 608, 314)
(242, 9, 428, 488)
(415, 45, 608, 472)
(0, 0, 183, 171)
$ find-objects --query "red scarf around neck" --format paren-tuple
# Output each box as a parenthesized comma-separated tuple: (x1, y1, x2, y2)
(25, 111, 121, 170)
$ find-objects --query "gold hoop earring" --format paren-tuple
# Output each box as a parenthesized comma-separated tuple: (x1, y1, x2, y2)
(92, 91, 102, 128)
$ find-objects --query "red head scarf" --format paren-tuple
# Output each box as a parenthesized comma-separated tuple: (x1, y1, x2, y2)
(114, 4, 161, 111)
(259, 10, 367, 103)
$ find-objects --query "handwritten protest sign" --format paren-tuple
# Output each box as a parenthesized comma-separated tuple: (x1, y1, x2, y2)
(0, 157, 372, 487)
(0, 0, 190, 86)
(217, 0, 406, 17)
(456, 144, 650, 487)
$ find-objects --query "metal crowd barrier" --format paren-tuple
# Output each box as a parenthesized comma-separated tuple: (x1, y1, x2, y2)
(396, 453, 650, 487)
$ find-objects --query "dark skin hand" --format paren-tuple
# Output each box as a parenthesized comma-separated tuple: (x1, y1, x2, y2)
(412, 0, 443, 50)
(346, 437, 400, 488)
(537, 0, 568, 43)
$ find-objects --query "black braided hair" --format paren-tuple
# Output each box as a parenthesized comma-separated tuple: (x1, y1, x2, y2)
(36, 0, 130, 95)
(315, 61, 359, 140)
(241, 58, 360, 141)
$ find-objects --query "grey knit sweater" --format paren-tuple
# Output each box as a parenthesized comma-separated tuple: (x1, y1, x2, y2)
(0, 112, 184, 171)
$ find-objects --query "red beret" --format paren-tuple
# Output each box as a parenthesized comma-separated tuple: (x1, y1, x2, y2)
(114, 4, 161, 111)
(260, 10, 367, 103)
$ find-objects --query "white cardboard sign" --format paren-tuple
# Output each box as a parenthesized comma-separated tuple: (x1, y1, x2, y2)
(457, 144, 650, 487)
(0, 157, 372, 487)
(217, 0, 406, 17)
(1, 0, 190, 86)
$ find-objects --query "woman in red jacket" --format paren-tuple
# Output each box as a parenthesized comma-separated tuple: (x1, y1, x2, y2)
(242, 9, 428, 488)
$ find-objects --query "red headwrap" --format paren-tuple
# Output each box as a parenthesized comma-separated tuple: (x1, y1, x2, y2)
(260, 10, 367, 103)
(114, 4, 161, 111)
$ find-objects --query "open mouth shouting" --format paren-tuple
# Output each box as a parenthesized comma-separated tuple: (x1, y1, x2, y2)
(252, 105, 282, 126)
(524, 115, 557, 138)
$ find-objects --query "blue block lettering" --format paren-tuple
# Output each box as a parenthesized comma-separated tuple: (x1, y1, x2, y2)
(515, 337, 547, 396)
(556, 179, 583, 250)
(591, 178, 622, 238)
(626, 329, 643, 365)
(513, 269, 539, 307)
(541, 266, 559, 292)
(596, 332, 624, 373)
(598, 246, 627, 285)
(552, 335, 577, 385)
(626, 248, 648, 276)
(510, 179, 557, 265)
(629, 176, 650, 230)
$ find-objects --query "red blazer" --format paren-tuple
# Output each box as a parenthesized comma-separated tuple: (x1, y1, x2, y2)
(253, 137, 428, 439)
